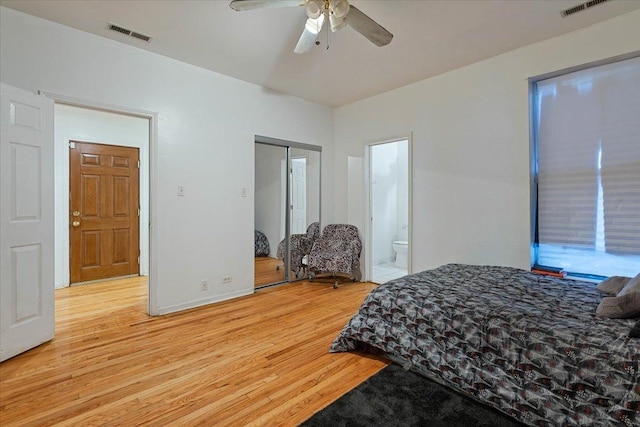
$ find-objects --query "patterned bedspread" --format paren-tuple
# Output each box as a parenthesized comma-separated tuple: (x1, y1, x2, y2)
(331, 264, 640, 426)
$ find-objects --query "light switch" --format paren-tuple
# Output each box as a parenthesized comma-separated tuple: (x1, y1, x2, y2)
(241, 187, 247, 198)
(178, 185, 185, 196)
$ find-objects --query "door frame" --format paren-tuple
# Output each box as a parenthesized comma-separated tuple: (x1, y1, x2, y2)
(364, 133, 413, 281)
(41, 91, 159, 315)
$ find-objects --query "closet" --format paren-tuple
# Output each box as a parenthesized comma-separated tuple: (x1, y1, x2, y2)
(254, 136, 321, 288)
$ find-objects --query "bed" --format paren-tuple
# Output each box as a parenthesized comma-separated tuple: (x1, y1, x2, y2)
(254, 229, 270, 257)
(330, 264, 640, 426)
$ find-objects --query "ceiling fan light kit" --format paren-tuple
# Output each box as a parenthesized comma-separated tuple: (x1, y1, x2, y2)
(305, 0, 323, 19)
(229, 0, 393, 54)
(329, 13, 346, 32)
(331, 0, 350, 18)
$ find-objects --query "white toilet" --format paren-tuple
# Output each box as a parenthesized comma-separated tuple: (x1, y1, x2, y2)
(392, 241, 408, 269)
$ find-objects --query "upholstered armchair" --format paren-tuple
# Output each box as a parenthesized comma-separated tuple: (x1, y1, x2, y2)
(308, 224, 362, 288)
(276, 222, 320, 278)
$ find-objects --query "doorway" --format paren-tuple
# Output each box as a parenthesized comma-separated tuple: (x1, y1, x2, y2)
(367, 138, 411, 284)
(69, 141, 140, 283)
(1, 86, 155, 361)
(54, 103, 151, 301)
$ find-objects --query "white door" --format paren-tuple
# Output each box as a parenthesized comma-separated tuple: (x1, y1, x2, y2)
(0, 83, 55, 362)
(291, 157, 307, 234)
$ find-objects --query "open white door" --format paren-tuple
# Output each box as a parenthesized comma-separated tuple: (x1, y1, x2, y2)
(291, 157, 307, 234)
(0, 83, 55, 362)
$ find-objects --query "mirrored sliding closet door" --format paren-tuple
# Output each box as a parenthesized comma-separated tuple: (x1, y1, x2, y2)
(254, 137, 321, 288)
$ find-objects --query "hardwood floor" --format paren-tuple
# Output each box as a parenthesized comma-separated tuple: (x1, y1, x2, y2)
(0, 276, 387, 426)
(254, 256, 286, 287)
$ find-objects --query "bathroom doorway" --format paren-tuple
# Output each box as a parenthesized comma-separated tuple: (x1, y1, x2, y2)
(367, 138, 411, 284)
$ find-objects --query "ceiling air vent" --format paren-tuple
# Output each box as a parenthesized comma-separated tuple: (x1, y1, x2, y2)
(130, 32, 152, 42)
(562, 0, 609, 17)
(585, 0, 609, 8)
(107, 23, 152, 42)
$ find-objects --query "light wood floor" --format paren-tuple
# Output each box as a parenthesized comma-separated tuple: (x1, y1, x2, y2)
(254, 256, 285, 287)
(0, 276, 388, 426)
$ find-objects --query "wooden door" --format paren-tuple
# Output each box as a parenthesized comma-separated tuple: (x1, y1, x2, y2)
(70, 141, 139, 283)
(0, 83, 55, 362)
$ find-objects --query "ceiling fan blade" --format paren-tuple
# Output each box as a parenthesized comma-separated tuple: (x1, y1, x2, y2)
(294, 28, 318, 54)
(229, 0, 303, 12)
(345, 5, 393, 47)
(294, 15, 324, 54)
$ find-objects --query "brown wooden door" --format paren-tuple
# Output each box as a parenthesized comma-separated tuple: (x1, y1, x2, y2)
(70, 141, 140, 283)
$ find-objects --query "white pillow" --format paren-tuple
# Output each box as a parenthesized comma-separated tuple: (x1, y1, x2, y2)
(596, 292, 640, 319)
(595, 276, 630, 296)
(617, 273, 640, 297)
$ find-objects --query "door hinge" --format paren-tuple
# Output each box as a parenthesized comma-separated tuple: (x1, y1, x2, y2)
(69, 141, 75, 149)
(138, 208, 141, 217)
(137, 256, 140, 265)
(137, 160, 140, 168)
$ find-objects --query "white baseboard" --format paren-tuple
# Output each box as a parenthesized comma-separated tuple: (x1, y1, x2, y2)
(155, 288, 253, 315)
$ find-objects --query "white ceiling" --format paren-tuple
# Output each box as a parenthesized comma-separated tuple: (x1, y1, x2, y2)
(2, 0, 639, 107)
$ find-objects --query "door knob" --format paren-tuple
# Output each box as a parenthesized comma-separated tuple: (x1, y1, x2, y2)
(72, 221, 80, 227)
(72, 211, 80, 217)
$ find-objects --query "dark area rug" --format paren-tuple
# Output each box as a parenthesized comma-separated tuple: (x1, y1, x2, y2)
(300, 363, 524, 427)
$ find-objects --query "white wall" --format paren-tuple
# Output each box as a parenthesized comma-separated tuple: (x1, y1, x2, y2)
(0, 7, 335, 314)
(54, 104, 150, 288)
(334, 10, 640, 274)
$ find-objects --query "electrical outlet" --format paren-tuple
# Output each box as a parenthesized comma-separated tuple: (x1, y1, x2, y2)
(222, 276, 232, 284)
(201, 280, 208, 291)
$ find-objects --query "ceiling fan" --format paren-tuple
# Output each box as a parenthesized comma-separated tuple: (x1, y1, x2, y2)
(229, 0, 393, 54)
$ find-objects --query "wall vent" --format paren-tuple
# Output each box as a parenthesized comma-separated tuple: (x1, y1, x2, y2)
(107, 23, 152, 42)
(562, 0, 609, 17)
(585, 0, 609, 8)
(130, 32, 152, 42)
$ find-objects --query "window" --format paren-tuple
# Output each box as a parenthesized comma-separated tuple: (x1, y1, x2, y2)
(532, 55, 640, 278)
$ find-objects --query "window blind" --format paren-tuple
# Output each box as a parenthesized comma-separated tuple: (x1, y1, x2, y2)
(535, 56, 640, 276)
(600, 63, 640, 255)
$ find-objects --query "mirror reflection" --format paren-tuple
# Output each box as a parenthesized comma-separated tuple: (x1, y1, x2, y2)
(287, 148, 320, 281)
(254, 142, 321, 288)
(254, 143, 287, 287)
